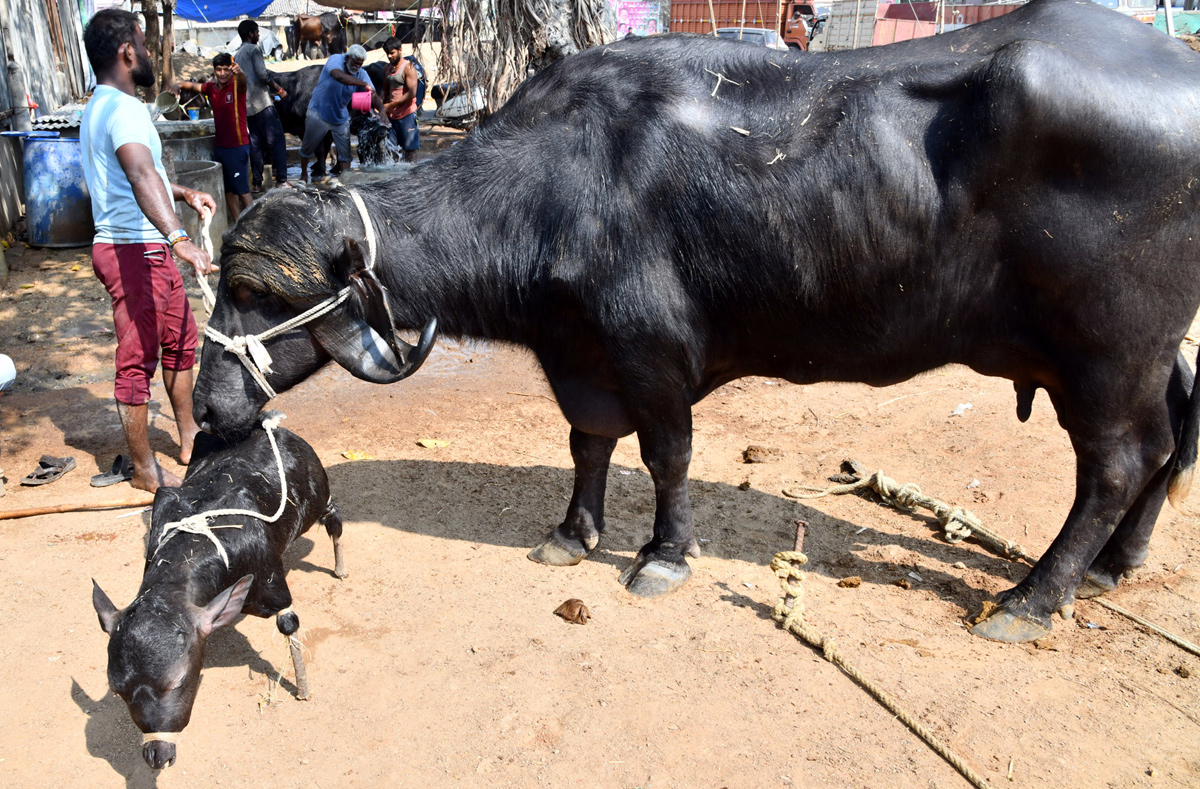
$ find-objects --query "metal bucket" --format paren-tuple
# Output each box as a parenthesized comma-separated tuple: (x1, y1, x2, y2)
(155, 92, 182, 120)
(1, 131, 94, 248)
(173, 160, 227, 261)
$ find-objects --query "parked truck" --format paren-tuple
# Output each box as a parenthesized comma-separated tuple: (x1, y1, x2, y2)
(669, 0, 826, 50)
(670, 1, 1032, 51)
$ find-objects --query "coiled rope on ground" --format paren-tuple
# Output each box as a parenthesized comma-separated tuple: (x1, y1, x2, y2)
(783, 460, 1200, 657)
(771, 535, 994, 789)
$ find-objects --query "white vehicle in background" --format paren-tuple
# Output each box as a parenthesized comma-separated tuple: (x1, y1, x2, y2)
(715, 27, 790, 50)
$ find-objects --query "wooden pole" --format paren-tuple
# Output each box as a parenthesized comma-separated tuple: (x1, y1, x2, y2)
(708, 0, 720, 35)
(141, 0, 161, 101)
(0, 496, 154, 521)
(740, 0, 748, 38)
(161, 0, 176, 94)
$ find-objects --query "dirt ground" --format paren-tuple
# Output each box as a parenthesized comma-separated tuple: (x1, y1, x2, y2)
(0, 231, 1198, 789)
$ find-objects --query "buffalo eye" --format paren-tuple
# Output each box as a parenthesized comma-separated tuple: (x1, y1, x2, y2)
(233, 283, 264, 303)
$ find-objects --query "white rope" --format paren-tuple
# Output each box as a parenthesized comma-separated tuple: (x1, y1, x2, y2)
(345, 186, 376, 269)
(142, 731, 181, 745)
(198, 187, 375, 400)
(153, 413, 290, 569)
(203, 290, 352, 399)
(197, 210, 217, 315)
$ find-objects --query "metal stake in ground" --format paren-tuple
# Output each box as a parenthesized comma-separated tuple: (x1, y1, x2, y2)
(771, 521, 993, 789)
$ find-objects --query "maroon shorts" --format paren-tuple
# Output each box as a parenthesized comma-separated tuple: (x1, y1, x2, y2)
(92, 242, 198, 406)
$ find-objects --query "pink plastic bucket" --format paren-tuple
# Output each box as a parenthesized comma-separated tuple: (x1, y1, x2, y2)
(350, 90, 372, 112)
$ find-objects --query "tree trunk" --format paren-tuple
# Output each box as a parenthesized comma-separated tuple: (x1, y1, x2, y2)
(141, 1, 161, 101)
(160, 0, 175, 93)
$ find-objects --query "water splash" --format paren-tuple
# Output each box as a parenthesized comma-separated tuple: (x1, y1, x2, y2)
(351, 114, 406, 168)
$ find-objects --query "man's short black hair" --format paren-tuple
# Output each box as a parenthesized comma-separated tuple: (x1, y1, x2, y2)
(83, 8, 140, 75)
(213, 52, 233, 68)
(238, 19, 258, 42)
(382, 37, 402, 54)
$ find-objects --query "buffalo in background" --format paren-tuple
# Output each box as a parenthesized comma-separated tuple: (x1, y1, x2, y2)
(269, 64, 388, 177)
(287, 12, 347, 60)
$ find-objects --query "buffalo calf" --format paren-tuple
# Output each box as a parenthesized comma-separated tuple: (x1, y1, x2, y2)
(91, 413, 344, 769)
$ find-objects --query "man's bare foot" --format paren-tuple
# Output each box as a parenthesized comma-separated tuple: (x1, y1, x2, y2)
(131, 461, 182, 493)
(179, 424, 200, 465)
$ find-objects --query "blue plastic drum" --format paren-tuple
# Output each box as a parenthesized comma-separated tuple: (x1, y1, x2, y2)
(3, 131, 94, 247)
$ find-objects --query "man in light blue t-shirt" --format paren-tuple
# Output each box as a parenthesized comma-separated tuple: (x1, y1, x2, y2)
(81, 8, 218, 493)
(299, 44, 388, 181)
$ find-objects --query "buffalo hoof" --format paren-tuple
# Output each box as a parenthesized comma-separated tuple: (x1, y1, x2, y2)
(1074, 573, 1117, 600)
(618, 554, 692, 597)
(968, 605, 1052, 643)
(528, 532, 589, 566)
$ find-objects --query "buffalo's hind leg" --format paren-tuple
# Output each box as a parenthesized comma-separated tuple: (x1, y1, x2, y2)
(972, 366, 1177, 642)
(1077, 352, 1193, 599)
(529, 429, 618, 566)
(275, 605, 310, 701)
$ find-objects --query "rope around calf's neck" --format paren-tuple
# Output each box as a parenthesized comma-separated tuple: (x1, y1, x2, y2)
(153, 412, 289, 569)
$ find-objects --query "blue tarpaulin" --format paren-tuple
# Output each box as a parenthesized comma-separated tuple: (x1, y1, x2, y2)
(174, 0, 273, 23)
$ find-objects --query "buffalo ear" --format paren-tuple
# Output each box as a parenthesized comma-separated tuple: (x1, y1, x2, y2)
(197, 574, 254, 636)
(92, 580, 121, 634)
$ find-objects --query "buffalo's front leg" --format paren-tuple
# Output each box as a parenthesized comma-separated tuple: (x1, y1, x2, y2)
(275, 606, 310, 701)
(529, 429, 618, 566)
(617, 412, 701, 597)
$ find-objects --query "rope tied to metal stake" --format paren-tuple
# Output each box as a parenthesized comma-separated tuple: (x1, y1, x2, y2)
(786, 460, 1200, 658)
(785, 460, 1034, 563)
(772, 524, 994, 789)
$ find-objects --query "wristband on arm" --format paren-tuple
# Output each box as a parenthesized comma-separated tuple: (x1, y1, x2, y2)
(167, 228, 190, 247)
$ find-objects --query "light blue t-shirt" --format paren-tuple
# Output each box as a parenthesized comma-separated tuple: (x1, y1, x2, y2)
(80, 85, 172, 244)
(309, 54, 371, 127)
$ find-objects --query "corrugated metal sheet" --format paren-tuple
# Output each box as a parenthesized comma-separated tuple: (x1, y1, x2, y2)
(669, 0, 786, 34)
(872, 17, 935, 45)
(260, 0, 342, 17)
(824, 0, 878, 50)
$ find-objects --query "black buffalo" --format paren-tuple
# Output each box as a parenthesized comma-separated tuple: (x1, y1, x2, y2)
(193, 0, 1200, 643)
(272, 65, 380, 176)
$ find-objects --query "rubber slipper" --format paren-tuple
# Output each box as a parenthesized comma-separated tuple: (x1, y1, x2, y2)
(21, 455, 77, 486)
(90, 455, 133, 488)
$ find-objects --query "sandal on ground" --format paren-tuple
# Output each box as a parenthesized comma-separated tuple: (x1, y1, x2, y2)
(90, 455, 133, 488)
(21, 455, 77, 486)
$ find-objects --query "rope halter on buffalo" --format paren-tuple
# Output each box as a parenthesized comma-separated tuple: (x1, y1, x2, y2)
(196, 186, 416, 400)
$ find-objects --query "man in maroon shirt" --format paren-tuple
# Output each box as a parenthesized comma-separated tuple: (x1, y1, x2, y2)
(171, 54, 252, 220)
